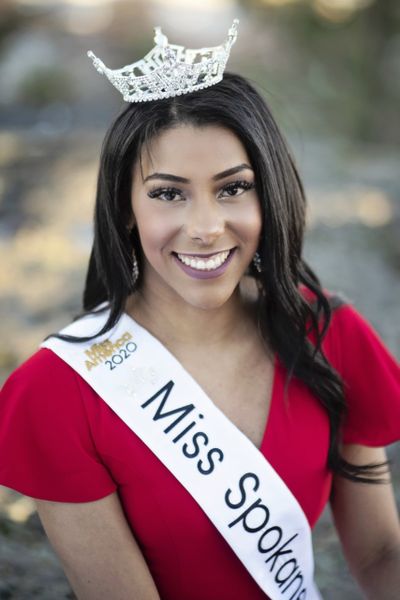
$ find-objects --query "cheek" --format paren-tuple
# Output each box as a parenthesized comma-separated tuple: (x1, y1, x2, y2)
(135, 209, 179, 257)
(234, 199, 262, 241)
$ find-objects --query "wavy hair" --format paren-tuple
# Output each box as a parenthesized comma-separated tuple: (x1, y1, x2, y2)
(54, 72, 386, 483)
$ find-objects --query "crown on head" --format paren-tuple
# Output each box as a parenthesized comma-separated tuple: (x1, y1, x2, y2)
(87, 19, 239, 103)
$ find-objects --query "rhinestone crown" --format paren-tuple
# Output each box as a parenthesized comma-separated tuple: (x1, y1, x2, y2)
(87, 19, 239, 103)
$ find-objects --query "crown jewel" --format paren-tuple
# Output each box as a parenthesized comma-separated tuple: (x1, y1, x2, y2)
(87, 19, 239, 103)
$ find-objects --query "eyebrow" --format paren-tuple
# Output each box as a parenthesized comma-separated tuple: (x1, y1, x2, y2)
(143, 163, 253, 184)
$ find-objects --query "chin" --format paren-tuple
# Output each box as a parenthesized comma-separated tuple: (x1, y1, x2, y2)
(191, 300, 228, 311)
(183, 288, 237, 311)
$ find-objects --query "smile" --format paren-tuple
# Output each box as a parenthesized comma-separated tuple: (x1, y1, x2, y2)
(176, 250, 231, 272)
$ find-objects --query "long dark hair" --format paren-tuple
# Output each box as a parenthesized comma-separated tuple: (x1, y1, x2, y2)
(55, 72, 386, 483)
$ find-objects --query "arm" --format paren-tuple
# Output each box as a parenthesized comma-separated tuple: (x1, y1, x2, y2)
(35, 492, 161, 600)
(330, 444, 400, 599)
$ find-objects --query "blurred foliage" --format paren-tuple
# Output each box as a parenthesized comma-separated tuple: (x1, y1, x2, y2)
(16, 67, 76, 107)
(0, 0, 398, 141)
(239, 0, 400, 141)
(0, 4, 31, 56)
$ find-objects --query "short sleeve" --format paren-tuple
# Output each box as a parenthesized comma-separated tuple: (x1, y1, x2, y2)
(0, 348, 117, 502)
(332, 304, 400, 446)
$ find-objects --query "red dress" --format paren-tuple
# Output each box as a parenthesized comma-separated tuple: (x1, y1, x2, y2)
(0, 298, 399, 600)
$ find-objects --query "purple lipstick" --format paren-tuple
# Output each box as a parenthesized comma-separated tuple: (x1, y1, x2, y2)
(173, 249, 236, 280)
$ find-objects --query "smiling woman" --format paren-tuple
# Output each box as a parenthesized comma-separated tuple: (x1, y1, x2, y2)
(129, 125, 262, 310)
(0, 21, 400, 600)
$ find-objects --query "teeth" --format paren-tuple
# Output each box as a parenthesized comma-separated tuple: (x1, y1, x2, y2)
(177, 250, 230, 271)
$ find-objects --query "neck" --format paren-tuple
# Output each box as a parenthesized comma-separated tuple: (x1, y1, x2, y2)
(125, 278, 259, 351)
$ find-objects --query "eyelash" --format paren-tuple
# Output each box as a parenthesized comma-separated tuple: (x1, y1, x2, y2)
(147, 180, 255, 202)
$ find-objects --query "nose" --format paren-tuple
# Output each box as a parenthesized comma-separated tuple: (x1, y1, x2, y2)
(185, 197, 225, 245)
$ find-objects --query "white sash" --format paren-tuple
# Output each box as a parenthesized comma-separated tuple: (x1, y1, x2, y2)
(41, 309, 322, 600)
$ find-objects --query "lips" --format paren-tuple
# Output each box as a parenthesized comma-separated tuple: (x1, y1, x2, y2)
(175, 250, 232, 259)
(172, 248, 236, 280)
(175, 249, 231, 271)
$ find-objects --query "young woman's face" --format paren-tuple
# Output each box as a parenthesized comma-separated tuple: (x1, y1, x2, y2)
(130, 124, 262, 311)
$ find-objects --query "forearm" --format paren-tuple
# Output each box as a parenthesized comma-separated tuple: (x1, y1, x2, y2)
(354, 545, 400, 600)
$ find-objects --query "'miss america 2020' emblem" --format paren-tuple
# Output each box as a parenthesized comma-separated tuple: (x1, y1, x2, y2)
(84, 331, 137, 371)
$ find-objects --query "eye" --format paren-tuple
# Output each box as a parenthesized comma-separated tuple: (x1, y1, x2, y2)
(147, 186, 184, 202)
(219, 180, 255, 198)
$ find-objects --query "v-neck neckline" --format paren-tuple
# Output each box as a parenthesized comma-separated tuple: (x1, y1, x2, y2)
(258, 352, 280, 452)
(123, 310, 280, 453)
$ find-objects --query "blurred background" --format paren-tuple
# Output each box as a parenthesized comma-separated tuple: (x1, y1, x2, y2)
(0, 0, 399, 597)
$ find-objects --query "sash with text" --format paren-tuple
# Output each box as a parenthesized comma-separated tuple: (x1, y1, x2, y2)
(41, 309, 322, 600)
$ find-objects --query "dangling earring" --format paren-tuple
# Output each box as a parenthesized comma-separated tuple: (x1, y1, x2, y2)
(252, 251, 262, 274)
(132, 246, 139, 285)
(128, 222, 139, 285)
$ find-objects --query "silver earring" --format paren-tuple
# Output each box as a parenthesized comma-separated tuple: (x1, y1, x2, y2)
(132, 246, 139, 285)
(253, 251, 262, 274)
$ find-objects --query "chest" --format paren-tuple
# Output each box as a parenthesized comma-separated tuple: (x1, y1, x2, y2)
(96, 358, 331, 586)
(174, 350, 275, 450)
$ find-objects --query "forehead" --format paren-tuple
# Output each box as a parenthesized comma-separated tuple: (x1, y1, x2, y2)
(135, 124, 250, 181)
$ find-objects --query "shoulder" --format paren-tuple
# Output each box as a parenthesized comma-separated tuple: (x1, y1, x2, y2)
(2, 303, 112, 400)
(299, 284, 398, 367)
(298, 283, 349, 312)
(7, 346, 76, 378)
(299, 286, 400, 444)
(2, 348, 80, 398)
(298, 284, 372, 338)
(334, 302, 400, 444)
(0, 347, 92, 425)
(325, 296, 398, 365)
(0, 349, 117, 501)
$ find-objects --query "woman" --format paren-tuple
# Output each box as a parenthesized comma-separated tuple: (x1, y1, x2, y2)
(0, 22, 400, 600)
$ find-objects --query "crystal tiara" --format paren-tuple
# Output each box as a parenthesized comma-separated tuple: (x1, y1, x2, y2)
(87, 19, 239, 103)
